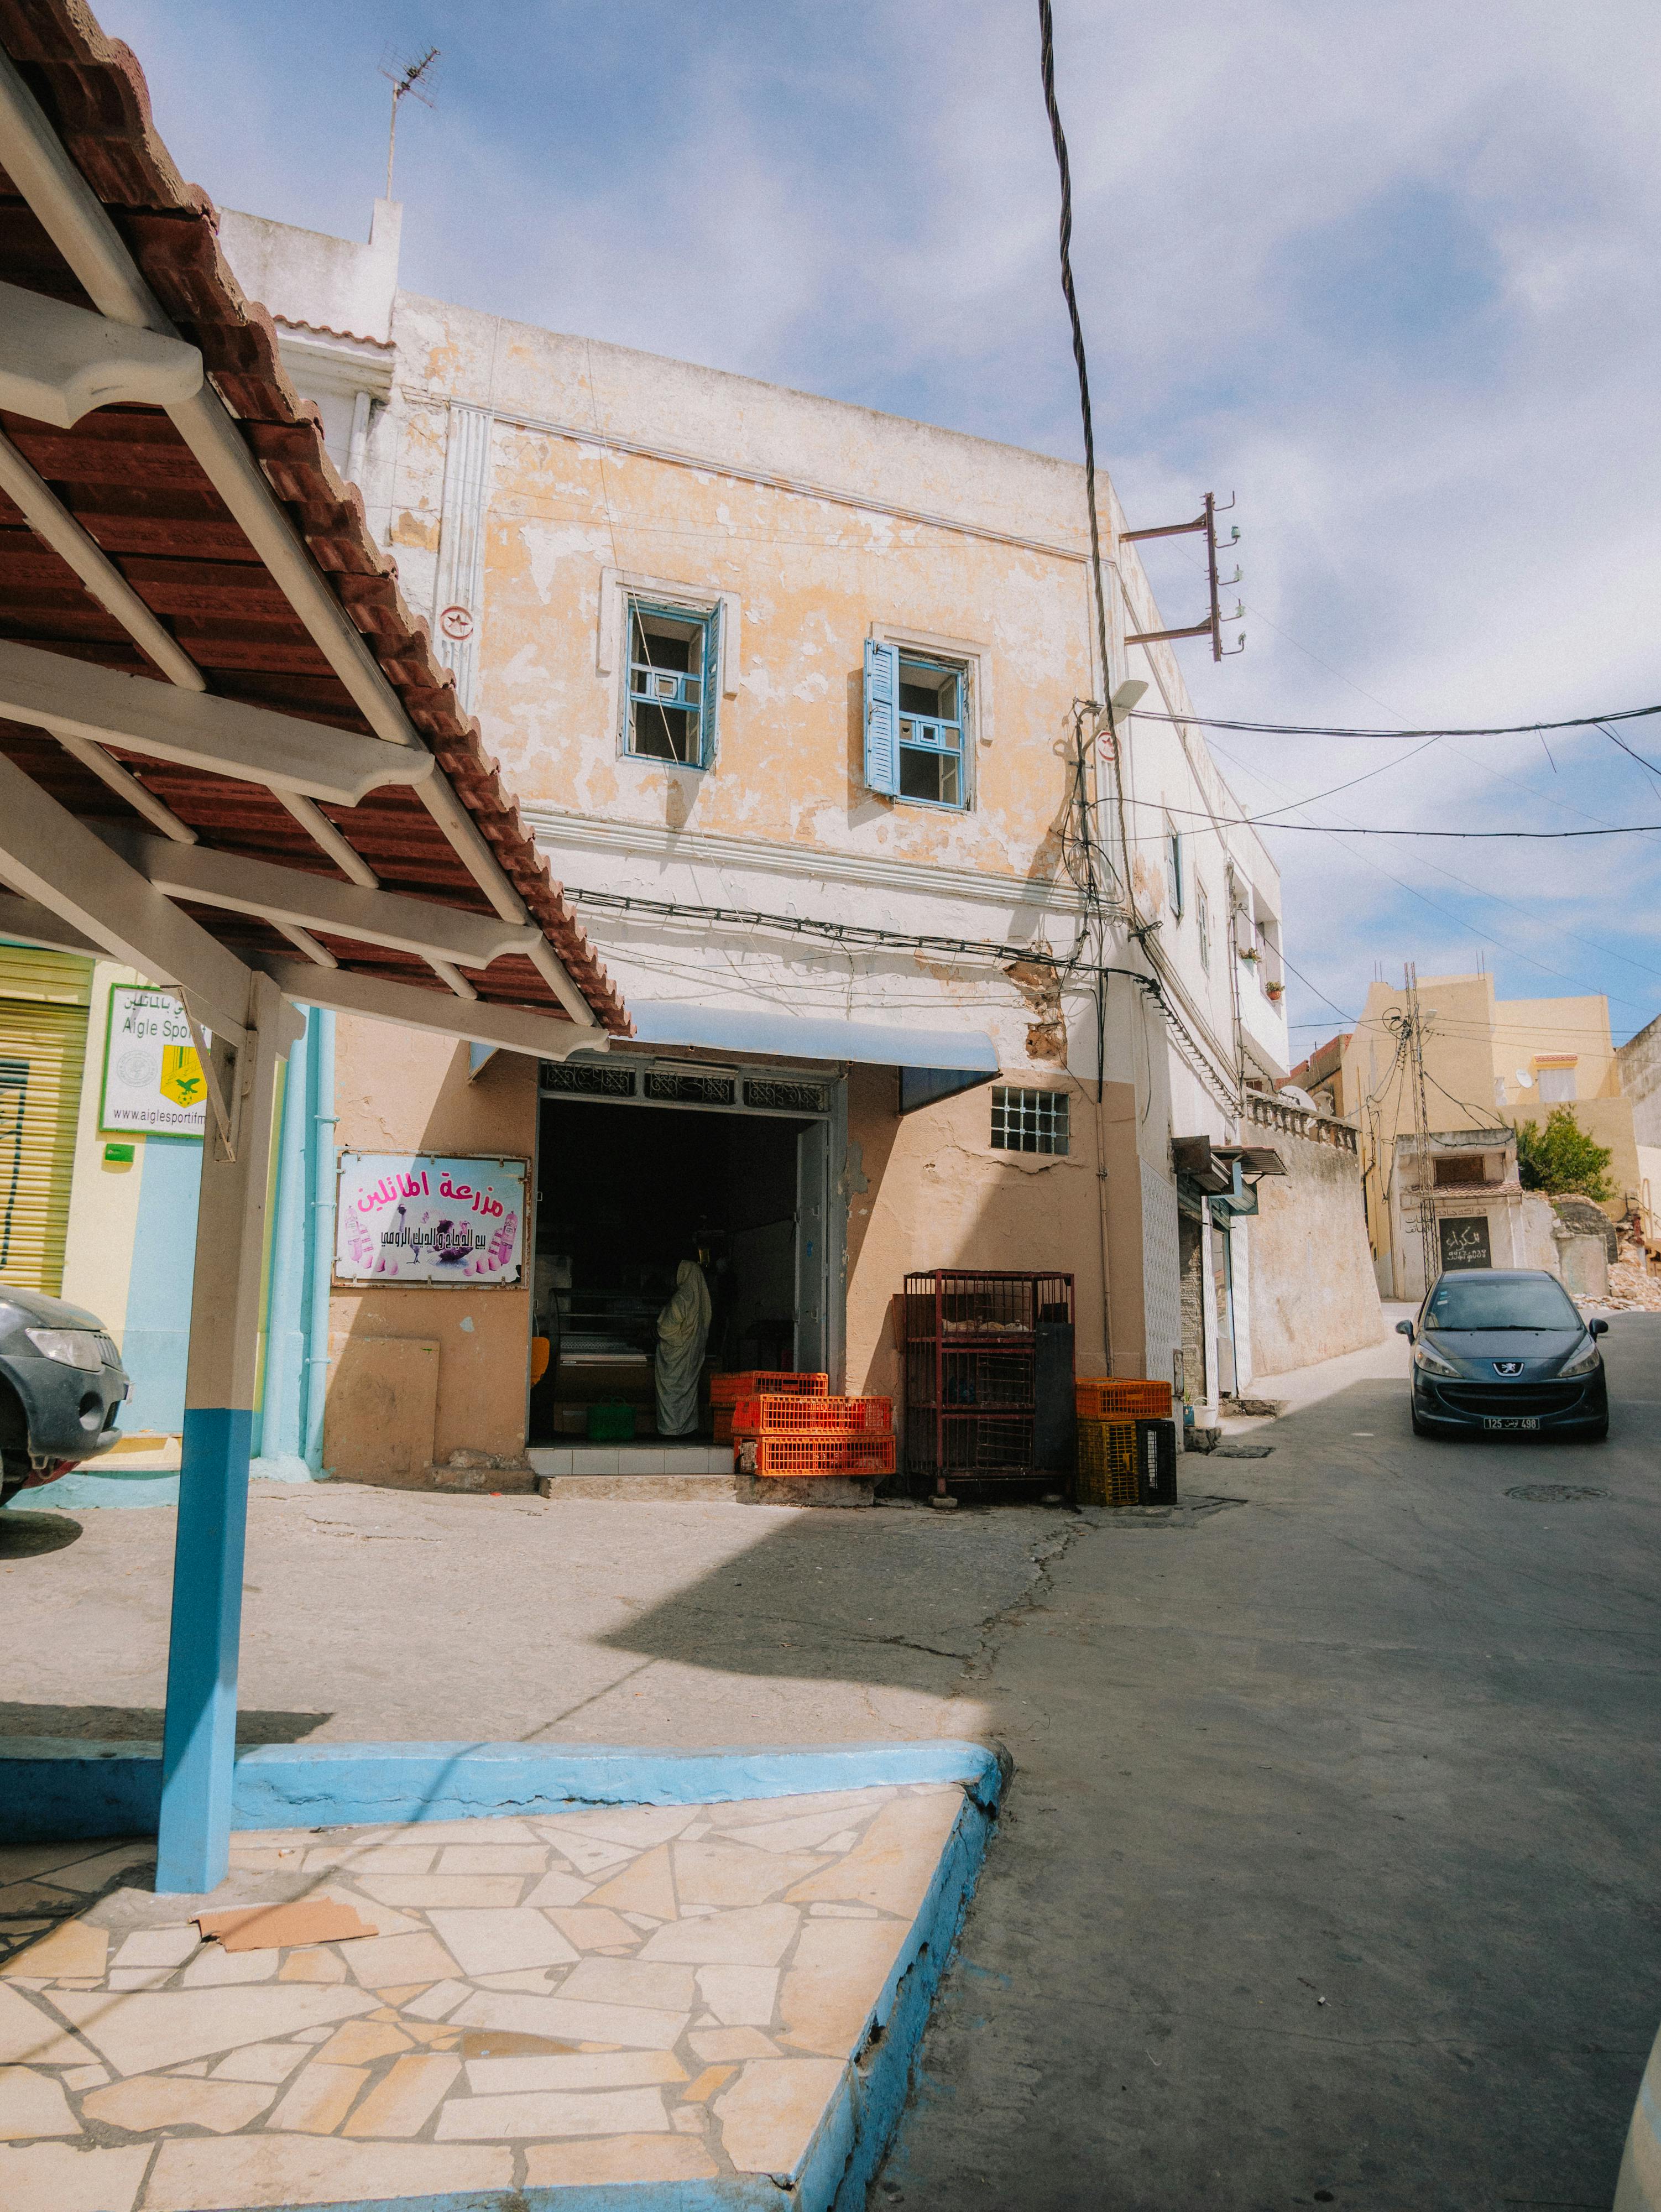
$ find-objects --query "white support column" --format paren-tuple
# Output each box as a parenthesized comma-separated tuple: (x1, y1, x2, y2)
(1198, 1196, 1221, 1425)
(155, 971, 301, 1895)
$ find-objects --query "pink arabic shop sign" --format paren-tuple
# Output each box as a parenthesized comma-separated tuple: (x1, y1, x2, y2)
(335, 1152, 525, 1286)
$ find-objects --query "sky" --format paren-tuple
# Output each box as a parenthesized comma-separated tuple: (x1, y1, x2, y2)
(98, 0, 1661, 1048)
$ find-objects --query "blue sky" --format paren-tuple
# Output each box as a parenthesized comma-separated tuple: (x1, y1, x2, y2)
(101, 0, 1661, 1046)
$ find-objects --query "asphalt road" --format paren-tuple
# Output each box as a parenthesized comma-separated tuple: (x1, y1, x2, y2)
(3, 1317, 1657, 2211)
(877, 1313, 1661, 2212)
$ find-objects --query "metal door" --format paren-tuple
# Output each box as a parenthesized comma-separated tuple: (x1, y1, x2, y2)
(795, 1120, 829, 1371)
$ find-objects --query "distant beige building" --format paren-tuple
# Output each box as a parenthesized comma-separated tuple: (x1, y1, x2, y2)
(1293, 973, 1641, 1297)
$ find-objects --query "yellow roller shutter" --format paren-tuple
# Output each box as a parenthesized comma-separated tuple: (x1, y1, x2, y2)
(0, 945, 93, 1298)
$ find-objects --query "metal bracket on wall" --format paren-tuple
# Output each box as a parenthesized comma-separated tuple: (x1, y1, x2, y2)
(1121, 492, 1244, 661)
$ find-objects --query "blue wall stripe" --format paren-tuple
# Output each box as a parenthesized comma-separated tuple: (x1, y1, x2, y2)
(121, 1132, 201, 1433)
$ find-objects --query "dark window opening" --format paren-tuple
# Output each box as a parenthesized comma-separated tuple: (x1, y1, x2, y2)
(896, 655, 965, 810)
(628, 606, 709, 765)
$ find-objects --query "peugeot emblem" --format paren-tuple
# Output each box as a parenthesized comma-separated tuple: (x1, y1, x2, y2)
(1493, 1360, 1523, 1376)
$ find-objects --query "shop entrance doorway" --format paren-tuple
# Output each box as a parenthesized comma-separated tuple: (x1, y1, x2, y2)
(530, 1059, 835, 1443)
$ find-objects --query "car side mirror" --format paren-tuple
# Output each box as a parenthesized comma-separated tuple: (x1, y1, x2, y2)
(1396, 1319, 1414, 1340)
(1589, 1317, 1609, 1338)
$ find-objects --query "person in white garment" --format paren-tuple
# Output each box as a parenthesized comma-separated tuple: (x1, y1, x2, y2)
(655, 1258, 712, 1437)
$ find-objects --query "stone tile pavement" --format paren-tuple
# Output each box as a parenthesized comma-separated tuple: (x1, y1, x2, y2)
(0, 1782, 963, 2209)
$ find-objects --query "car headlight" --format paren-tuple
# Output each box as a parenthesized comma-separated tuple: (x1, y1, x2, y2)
(24, 1327, 105, 1370)
(1414, 1342, 1460, 1379)
(1559, 1338, 1601, 1377)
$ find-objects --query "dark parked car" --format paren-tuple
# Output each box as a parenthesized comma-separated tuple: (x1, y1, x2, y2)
(0, 1286, 130, 1505)
(1397, 1269, 1608, 1439)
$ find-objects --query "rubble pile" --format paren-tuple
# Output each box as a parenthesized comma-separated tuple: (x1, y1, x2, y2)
(1581, 1259, 1661, 1313)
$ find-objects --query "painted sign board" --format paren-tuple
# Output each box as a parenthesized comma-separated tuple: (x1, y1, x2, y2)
(100, 985, 207, 1136)
(335, 1152, 525, 1286)
(1438, 1214, 1492, 1272)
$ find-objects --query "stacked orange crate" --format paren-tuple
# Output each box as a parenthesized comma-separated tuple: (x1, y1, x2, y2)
(1075, 1378, 1173, 1421)
(732, 1392, 896, 1477)
(709, 1371, 828, 1448)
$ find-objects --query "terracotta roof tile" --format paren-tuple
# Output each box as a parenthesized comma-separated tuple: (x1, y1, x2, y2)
(0, 0, 629, 1032)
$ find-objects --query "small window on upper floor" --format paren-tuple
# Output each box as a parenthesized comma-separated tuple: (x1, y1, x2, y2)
(1164, 817, 1183, 919)
(626, 599, 719, 769)
(863, 641, 968, 810)
(1536, 1061, 1578, 1103)
(990, 1086, 1069, 1155)
(1196, 884, 1211, 971)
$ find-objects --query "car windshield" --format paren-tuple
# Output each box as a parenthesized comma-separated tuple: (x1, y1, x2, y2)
(1425, 1276, 1581, 1332)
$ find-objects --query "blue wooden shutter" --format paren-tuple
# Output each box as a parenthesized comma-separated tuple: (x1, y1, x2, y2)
(863, 639, 900, 795)
(700, 603, 723, 767)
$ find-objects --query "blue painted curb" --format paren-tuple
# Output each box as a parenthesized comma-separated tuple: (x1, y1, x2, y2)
(0, 1735, 1005, 1844)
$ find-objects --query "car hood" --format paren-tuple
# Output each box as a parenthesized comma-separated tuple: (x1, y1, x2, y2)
(1424, 1327, 1590, 1376)
(0, 1286, 108, 1337)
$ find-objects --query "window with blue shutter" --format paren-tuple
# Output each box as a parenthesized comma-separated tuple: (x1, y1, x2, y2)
(863, 639, 899, 796)
(864, 642, 968, 809)
(627, 598, 719, 768)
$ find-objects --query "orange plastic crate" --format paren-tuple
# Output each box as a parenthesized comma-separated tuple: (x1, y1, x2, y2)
(743, 1434, 897, 1477)
(732, 1394, 892, 1436)
(708, 1371, 829, 1406)
(1075, 1378, 1173, 1421)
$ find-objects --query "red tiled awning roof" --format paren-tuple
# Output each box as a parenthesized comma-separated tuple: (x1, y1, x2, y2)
(0, 1, 629, 1033)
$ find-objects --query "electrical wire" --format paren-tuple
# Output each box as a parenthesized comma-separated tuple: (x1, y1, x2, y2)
(1128, 703, 1661, 739)
(1147, 801, 1661, 841)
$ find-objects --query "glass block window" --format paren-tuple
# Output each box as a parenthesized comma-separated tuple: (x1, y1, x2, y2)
(990, 1087, 1069, 1155)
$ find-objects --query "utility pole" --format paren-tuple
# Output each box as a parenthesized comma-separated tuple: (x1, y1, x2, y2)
(380, 45, 439, 200)
(1385, 965, 1439, 1295)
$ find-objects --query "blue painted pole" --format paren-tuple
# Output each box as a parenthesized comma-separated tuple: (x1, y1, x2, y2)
(156, 976, 299, 1895)
(157, 1407, 253, 1890)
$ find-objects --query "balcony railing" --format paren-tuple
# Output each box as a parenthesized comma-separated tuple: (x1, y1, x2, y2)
(1245, 1091, 1359, 1154)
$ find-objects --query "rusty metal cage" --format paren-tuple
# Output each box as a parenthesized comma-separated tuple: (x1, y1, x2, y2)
(902, 1271, 1074, 1490)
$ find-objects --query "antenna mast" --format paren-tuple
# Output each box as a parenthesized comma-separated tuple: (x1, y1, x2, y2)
(380, 45, 440, 200)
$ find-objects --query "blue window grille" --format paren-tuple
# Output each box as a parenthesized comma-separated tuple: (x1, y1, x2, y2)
(863, 642, 968, 809)
(627, 599, 719, 768)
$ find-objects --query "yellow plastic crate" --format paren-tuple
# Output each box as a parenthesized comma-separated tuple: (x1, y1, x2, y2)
(1076, 1417, 1138, 1507)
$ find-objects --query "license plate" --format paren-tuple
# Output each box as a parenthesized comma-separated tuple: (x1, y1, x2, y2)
(1484, 1416, 1539, 1432)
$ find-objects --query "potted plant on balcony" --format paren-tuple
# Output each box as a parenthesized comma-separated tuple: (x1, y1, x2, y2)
(1238, 945, 1262, 966)
(1265, 979, 1286, 1002)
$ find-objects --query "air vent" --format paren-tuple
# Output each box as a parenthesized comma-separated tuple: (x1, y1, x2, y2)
(542, 1063, 638, 1099)
(744, 1078, 830, 1115)
(644, 1071, 737, 1107)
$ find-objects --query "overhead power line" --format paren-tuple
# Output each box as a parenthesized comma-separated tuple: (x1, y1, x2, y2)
(1152, 801, 1661, 841)
(1129, 704, 1661, 740)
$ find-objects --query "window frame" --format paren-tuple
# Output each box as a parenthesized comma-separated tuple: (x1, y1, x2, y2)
(622, 596, 719, 771)
(990, 1086, 1070, 1156)
(1163, 815, 1184, 920)
(866, 622, 989, 813)
(894, 653, 968, 812)
(1196, 882, 1211, 971)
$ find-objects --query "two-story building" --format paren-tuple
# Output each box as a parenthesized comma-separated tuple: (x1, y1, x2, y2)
(3, 186, 1379, 1490)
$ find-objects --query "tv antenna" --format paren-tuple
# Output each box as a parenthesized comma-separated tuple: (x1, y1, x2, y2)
(379, 44, 440, 200)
